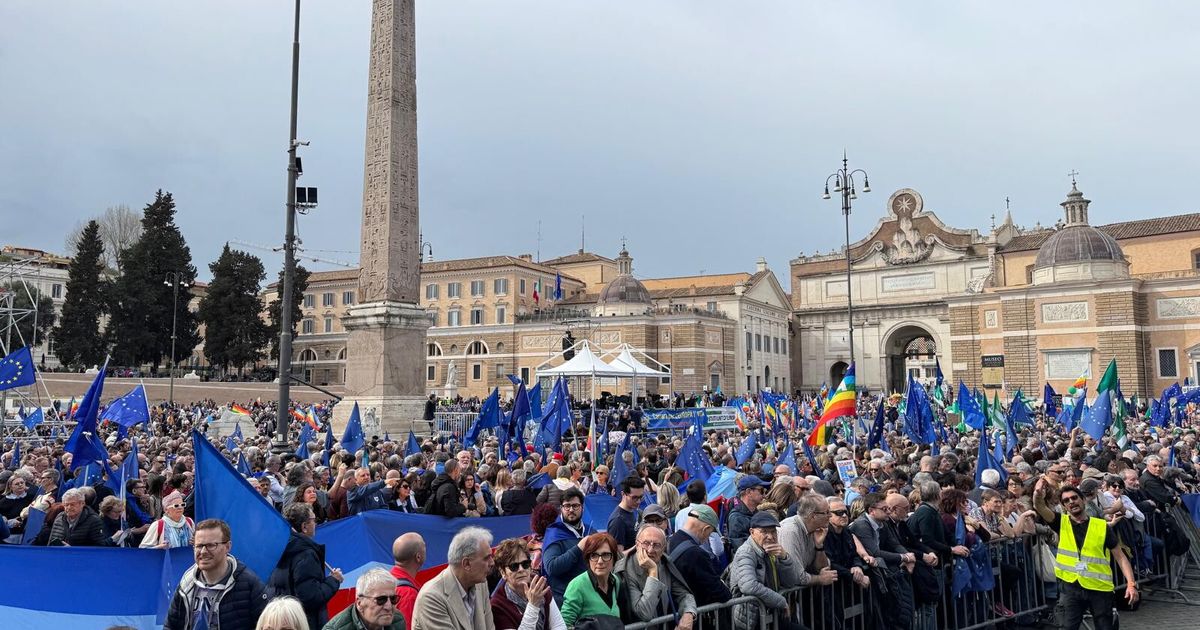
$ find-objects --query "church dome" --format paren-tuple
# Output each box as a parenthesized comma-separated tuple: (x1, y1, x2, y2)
(1030, 182, 1129, 285)
(598, 274, 651, 305)
(1033, 225, 1125, 269)
(595, 245, 652, 316)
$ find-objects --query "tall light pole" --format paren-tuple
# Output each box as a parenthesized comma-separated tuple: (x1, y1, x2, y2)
(419, 232, 433, 262)
(275, 0, 304, 453)
(163, 272, 190, 405)
(823, 153, 870, 372)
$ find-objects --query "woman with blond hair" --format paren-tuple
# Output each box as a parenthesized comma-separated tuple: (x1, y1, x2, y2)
(255, 596, 309, 630)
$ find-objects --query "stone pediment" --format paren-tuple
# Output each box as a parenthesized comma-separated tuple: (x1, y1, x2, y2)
(841, 189, 983, 266)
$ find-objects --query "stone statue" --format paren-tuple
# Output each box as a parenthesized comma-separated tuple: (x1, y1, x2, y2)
(445, 360, 458, 386)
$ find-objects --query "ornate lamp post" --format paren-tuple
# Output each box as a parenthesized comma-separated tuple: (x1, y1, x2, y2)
(823, 154, 870, 370)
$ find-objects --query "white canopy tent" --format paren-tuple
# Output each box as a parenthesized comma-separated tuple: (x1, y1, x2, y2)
(600, 343, 671, 408)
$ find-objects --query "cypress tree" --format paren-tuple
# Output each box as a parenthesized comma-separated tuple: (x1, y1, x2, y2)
(266, 264, 310, 361)
(198, 245, 270, 373)
(51, 220, 107, 368)
(106, 190, 199, 369)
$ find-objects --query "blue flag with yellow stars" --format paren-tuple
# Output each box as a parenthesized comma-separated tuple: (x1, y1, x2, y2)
(0, 346, 36, 392)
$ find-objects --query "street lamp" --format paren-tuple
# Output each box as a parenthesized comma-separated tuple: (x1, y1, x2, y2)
(163, 272, 191, 405)
(822, 153, 870, 371)
(419, 232, 433, 262)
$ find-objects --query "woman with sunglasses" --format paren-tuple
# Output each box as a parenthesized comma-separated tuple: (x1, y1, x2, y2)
(561, 533, 622, 627)
(491, 538, 566, 630)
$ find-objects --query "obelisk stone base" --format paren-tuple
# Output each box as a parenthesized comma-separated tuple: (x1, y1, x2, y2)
(334, 300, 430, 437)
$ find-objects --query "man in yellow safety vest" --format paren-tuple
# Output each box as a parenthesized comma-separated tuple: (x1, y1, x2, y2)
(1033, 480, 1137, 630)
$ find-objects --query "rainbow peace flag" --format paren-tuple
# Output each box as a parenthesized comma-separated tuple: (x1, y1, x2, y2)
(230, 404, 251, 416)
(808, 363, 856, 446)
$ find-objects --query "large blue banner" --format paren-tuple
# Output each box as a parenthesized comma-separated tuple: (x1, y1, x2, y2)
(644, 408, 706, 430)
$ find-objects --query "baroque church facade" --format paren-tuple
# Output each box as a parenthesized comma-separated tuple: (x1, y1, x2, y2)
(790, 185, 1200, 400)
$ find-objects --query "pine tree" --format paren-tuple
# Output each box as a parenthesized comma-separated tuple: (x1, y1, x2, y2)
(106, 190, 200, 369)
(266, 264, 310, 360)
(198, 245, 270, 373)
(51, 220, 107, 368)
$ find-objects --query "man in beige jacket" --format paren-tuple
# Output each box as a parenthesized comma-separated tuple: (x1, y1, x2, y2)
(410, 527, 496, 630)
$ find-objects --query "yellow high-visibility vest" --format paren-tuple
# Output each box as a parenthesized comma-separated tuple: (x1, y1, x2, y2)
(1053, 515, 1114, 591)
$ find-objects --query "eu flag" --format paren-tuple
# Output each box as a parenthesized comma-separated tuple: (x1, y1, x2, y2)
(192, 430, 289, 580)
(405, 430, 420, 456)
(0, 346, 36, 392)
(21, 407, 44, 431)
(64, 360, 110, 470)
(100, 385, 151, 432)
(339, 402, 365, 454)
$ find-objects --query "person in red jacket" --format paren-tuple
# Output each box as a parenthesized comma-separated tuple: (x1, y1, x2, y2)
(390, 532, 426, 630)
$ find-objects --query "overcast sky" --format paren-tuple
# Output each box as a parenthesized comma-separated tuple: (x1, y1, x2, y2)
(3, 1, 1198, 285)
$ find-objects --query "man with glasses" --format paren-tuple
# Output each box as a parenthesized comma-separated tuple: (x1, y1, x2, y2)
(412, 527, 495, 630)
(849, 492, 914, 571)
(779, 494, 838, 586)
(543, 487, 593, 604)
(1033, 483, 1137, 630)
(326, 568, 407, 630)
(614, 524, 698, 626)
(165, 518, 269, 630)
(727, 475, 770, 556)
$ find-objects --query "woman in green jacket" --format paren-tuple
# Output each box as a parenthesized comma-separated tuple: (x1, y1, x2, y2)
(561, 533, 622, 627)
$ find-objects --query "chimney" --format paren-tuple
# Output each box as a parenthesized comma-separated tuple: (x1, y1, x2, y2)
(756, 257, 768, 273)
(518, 254, 533, 262)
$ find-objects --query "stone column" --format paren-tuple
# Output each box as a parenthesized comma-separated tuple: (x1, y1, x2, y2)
(339, 0, 430, 436)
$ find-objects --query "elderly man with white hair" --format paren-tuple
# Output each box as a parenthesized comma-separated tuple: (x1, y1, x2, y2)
(48, 487, 107, 547)
(411, 527, 496, 630)
(324, 567, 406, 630)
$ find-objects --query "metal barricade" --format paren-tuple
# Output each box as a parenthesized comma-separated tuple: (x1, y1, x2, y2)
(623, 595, 767, 630)
(433, 411, 477, 438)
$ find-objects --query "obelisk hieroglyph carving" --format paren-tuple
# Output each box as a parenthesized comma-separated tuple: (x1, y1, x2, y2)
(339, 0, 430, 435)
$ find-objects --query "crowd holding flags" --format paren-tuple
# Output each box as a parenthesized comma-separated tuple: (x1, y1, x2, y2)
(809, 363, 856, 446)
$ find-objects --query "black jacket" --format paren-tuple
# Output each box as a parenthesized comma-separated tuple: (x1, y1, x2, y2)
(269, 530, 340, 630)
(424, 473, 465, 517)
(48, 507, 109, 547)
(667, 529, 731, 605)
(1139, 472, 1179, 510)
(906, 503, 951, 562)
(501, 487, 538, 516)
(424, 399, 436, 421)
(727, 502, 754, 556)
(166, 556, 269, 630)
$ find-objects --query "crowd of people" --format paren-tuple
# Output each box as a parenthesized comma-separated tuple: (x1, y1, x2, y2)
(1, 386, 1199, 630)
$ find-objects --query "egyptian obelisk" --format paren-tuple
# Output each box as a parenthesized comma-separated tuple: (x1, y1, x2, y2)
(340, 0, 429, 435)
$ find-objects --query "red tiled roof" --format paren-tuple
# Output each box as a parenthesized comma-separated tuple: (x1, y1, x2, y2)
(1001, 213, 1200, 252)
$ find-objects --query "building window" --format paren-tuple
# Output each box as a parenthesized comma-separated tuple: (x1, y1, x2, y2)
(519, 278, 527, 295)
(342, 291, 355, 305)
(301, 319, 314, 334)
(746, 332, 752, 360)
(661, 363, 671, 385)
(782, 339, 787, 354)
(322, 292, 334, 307)
(467, 341, 488, 355)
(470, 280, 485, 297)
(303, 294, 315, 308)
(1024, 265, 1034, 285)
(755, 334, 762, 352)
(427, 311, 439, 326)
(1193, 249, 1200, 269)
(427, 365, 436, 381)
(746, 375, 752, 391)
(496, 307, 506, 324)
(520, 367, 530, 383)
(323, 317, 333, 333)
(447, 283, 461, 298)
(471, 308, 484, 325)
(710, 373, 720, 390)
(447, 310, 461, 327)
(472, 364, 482, 380)
(494, 278, 509, 295)
(427, 343, 442, 356)
(425, 284, 439, 300)
(51, 284, 63, 299)
(1158, 348, 1179, 378)
(773, 337, 780, 354)
(706, 301, 717, 313)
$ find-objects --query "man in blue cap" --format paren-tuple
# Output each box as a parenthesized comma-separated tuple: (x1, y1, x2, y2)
(727, 475, 770, 556)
